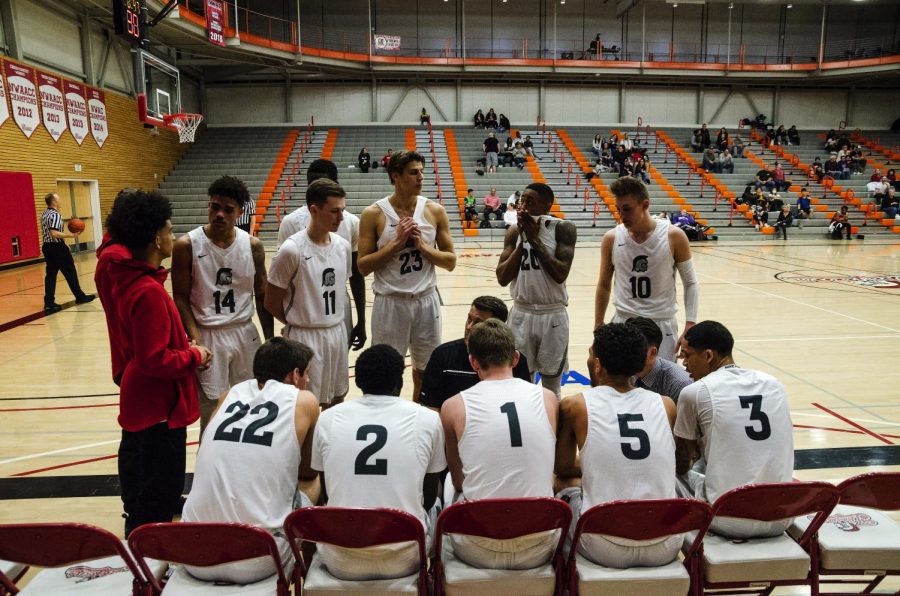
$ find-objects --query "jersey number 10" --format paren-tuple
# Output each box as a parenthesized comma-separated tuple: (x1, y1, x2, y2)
(629, 276, 651, 299)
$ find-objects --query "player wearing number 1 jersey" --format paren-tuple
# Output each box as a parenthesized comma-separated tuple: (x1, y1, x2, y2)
(675, 321, 794, 538)
(595, 177, 699, 363)
(358, 151, 457, 402)
(266, 179, 352, 407)
(172, 176, 274, 432)
(441, 319, 558, 570)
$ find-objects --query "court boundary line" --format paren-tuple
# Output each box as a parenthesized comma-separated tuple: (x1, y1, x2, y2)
(812, 402, 894, 445)
(0, 403, 117, 413)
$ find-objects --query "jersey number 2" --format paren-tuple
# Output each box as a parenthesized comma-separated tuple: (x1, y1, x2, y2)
(213, 401, 279, 446)
(355, 425, 388, 475)
(213, 289, 236, 314)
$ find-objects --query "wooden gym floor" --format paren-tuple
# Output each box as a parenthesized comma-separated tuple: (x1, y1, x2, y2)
(0, 238, 898, 593)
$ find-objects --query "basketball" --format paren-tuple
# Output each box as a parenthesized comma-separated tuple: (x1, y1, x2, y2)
(67, 218, 85, 234)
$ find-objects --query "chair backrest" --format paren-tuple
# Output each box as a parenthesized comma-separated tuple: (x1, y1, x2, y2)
(127, 522, 288, 593)
(433, 498, 572, 561)
(837, 472, 900, 511)
(0, 523, 145, 587)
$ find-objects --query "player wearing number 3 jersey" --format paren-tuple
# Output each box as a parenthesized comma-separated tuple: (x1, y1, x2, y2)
(595, 177, 699, 363)
(674, 321, 794, 538)
(441, 320, 558, 570)
(266, 179, 352, 407)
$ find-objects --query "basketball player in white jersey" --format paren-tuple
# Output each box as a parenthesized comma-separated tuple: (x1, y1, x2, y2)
(497, 182, 577, 398)
(595, 176, 699, 362)
(278, 159, 366, 350)
(358, 150, 457, 402)
(675, 320, 794, 538)
(172, 175, 275, 431)
(182, 337, 320, 584)
(441, 319, 558, 570)
(311, 344, 446, 581)
(555, 323, 678, 568)
(266, 179, 352, 407)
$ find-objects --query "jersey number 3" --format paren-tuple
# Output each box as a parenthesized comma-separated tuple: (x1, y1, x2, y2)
(739, 395, 771, 440)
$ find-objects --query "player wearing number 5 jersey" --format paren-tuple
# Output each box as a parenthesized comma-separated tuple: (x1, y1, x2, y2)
(675, 321, 794, 538)
(183, 337, 320, 585)
(311, 344, 446, 580)
(595, 177, 699, 363)
(267, 179, 352, 407)
(358, 151, 457, 402)
(441, 319, 558, 570)
(556, 323, 678, 569)
(172, 176, 275, 433)
(497, 183, 577, 398)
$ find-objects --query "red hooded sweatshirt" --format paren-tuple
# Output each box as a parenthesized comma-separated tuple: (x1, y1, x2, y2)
(96, 235, 201, 432)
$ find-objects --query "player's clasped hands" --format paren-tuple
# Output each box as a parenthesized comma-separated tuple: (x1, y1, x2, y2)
(396, 216, 420, 247)
(517, 209, 539, 241)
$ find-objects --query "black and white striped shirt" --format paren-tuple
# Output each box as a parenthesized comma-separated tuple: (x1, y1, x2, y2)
(236, 200, 257, 227)
(41, 208, 64, 244)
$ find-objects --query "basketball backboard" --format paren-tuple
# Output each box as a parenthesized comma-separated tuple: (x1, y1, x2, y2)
(135, 50, 181, 129)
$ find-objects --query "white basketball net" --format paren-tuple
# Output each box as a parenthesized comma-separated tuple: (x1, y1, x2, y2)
(167, 113, 204, 143)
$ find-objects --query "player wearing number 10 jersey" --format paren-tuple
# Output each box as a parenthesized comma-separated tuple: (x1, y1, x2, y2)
(675, 321, 794, 538)
(266, 179, 352, 406)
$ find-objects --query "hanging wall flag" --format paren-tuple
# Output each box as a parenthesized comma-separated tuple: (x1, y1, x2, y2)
(64, 81, 89, 145)
(3, 61, 40, 138)
(87, 88, 109, 148)
(0, 60, 9, 128)
(37, 72, 67, 142)
(206, 0, 226, 47)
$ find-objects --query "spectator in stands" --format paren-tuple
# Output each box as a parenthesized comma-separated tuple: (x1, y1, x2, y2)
(504, 192, 520, 227)
(592, 134, 603, 156)
(829, 205, 852, 240)
(627, 317, 693, 403)
(836, 133, 851, 152)
(358, 147, 372, 173)
(870, 169, 884, 183)
(600, 143, 615, 170)
(810, 156, 825, 182)
(739, 184, 756, 206)
(887, 169, 899, 191)
(485, 108, 498, 129)
(717, 150, 734, 174)
(795, 187, 813, 227)
(473, 109, 485, 128)
(483, 187, 505, 223)
(825, 154, 848, 180)
(849, 146, 867, 174)
(732, 136, 745, 158)
(752, 202, 768, 230)
(483, 132, 500, 174)
(699, 123, 711, 149)
(768, 190, 784, 213)
(702, 148, 717, 173)
(420, 107, 431, 126)
(771, 162, 791, 191)
(763, 127, 775, 148)
(672, 208, 708, 241)
(788, 125, 800, 145)
(881, 187, 899, 219)
(690, 129, 703, 152)
(523, 135, 538, 160)
(463, 188, 478, 222)
(824, 129, 838, 151)
(633, 155, 651, 184)
(498, 113, 511, 132)
(499, 136, 515, 167)
(774, 125, 789, 146)
(381, 149, 392, 168)
(612, 144, 628, 171)
(715, 127, 729, 152)
(620, 132, 633, 151)
(618, 156, 635, 178)
(755, 166, 775, 191)
(512, 142, 527, 170)
(773, 205, 793, 240)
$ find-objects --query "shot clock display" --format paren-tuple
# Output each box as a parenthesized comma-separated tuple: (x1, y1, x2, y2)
(113, 0, 146, 45)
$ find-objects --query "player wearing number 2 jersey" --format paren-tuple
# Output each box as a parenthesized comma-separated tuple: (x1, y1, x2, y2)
(172, 176, 275, 432)
(675, 321, 794, 538)
(441, 319, 558, 570)
(183, 337, 320, 585)
(595, 177, 699, 363)
(358, 151, 457, 402)
(266, 179, 352, 407)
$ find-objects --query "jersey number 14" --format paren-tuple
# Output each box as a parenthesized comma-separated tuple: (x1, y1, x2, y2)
(213, 289, 236, 314)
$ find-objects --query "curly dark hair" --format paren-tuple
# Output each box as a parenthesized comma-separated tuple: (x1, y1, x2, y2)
(355, 344, 405, 396)
(592, 323, 648, 377)
(207, 175, 251, 211)
(105, 189, 172, 252)
(253, 337, 314, 384)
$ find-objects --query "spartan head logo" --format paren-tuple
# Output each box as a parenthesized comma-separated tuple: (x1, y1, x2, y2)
(322, 267, 336, 287)
(65, 565, 128, 583)
(215, 267, 233, 286)
(632, 255, 649, 273)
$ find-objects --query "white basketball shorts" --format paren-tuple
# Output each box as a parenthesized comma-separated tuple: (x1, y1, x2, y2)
(197, 321, 260, 402)
(371, 289, 442, 370)
(283, 322, 348, 404)
(508, 304, 569, 378)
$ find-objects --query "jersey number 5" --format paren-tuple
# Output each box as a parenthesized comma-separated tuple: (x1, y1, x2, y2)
(739, 395, 771, 440)
(618, 413, 651, 460)
(355, 424, 388, 475)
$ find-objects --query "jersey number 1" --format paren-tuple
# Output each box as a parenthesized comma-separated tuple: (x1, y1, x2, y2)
(500, 402, 523, 447)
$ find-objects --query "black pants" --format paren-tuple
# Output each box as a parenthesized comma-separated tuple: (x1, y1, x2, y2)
(119, 423, 187, 536)
(774, 222, 789, 239)
(42, 242, 86, 306)
(237, 223, 252, 234)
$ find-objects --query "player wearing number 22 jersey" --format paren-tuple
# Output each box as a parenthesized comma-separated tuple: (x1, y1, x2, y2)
(674, 321, 793, 539)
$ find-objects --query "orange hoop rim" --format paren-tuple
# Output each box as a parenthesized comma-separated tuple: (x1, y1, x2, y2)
(163, 112, 204, 143)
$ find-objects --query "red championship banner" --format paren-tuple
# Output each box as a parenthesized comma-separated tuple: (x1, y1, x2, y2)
(87, 88, 109, 148)
(3, 61, 40, 138)
(206, 0, 226, 47)
(0, 59, 9, 128)
(64, 81, 89, 145)
(37, 72, 67, 142)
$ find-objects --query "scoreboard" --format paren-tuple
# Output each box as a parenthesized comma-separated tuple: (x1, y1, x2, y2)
(112, 0, 146, 46)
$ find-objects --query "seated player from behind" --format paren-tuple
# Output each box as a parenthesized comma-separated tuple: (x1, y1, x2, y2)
(311, 344, 446, 581)
(182, 337, 320, 584)
(419, 295, 531, 411)
(556, 323, 678, 568)
(441, 319, 559, 570)
(675, 321, 794, 538)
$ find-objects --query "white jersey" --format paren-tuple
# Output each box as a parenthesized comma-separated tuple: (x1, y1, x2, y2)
(373, 196, 437, 296)
(278, 206, 360, 252)
(311, 395, 446, 528)
(183, 379, 301, 532)
(188, 227, 255, 326)
(612, 220, 677, 319)
(459, 378, 555, 501)
(580, 386, 675, 513)
(674, 366, 794, 504)
(268, 230, 351, 328)
(511, 215, 568, 308)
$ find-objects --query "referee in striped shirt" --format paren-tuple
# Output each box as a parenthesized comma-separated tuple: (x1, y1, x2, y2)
(236, 197, 256, 234)
(41, 192, 95, 314)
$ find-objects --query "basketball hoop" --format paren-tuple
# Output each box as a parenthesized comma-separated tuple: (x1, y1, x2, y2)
(164, 113, 204, 143)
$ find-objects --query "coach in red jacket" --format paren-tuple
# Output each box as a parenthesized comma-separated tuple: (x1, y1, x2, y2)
(97, 190, 211, 536)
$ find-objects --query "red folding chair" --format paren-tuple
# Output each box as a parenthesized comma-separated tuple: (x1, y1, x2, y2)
(790, 472, 900, 595)
(691, 481, 840, 596)
(0, 560, 27, 596)
(0, 523, 150, 595)
(284, 507, 428, 595)
(433, 498, 572, 596)
(567, 498, 714, 596)
(127, 522, 290, 595)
